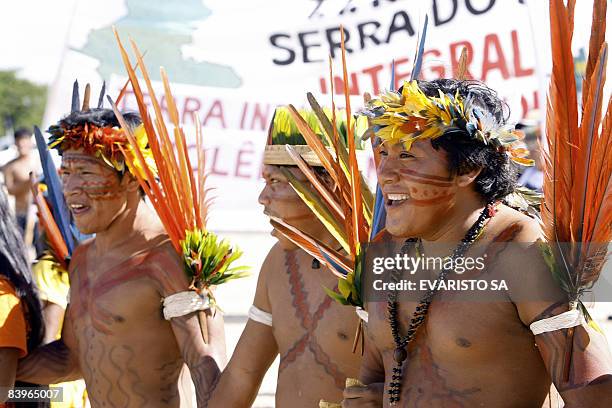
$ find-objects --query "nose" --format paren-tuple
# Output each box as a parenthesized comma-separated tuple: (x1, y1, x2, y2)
(62, 173, 82, 199)
(258, 184, 271, 207)
(378, 156, 400, 186)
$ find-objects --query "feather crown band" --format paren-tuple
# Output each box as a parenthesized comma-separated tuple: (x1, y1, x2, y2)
(47, 81, 156, 181)
(264, 106, 368, 166)
(362, 80, 534, 166)
(48, 122, 156, 181)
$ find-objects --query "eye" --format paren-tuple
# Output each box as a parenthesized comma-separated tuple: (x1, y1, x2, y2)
(379, 149, 389, 157)
(269, 177, 282, 184)
(399, 151, 415, 159)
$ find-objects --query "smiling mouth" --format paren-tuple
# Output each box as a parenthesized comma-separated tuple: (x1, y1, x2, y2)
(69, 204, 91, 215)
(386, 193, 410, 207)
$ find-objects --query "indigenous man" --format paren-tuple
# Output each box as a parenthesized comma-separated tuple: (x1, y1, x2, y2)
(17, 90, 225, 408)
(342, 79, 612, 407)
(1, 128, 39, 235)
(209, 108, 363, 407)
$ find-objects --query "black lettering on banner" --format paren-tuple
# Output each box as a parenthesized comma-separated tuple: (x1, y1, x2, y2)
(309, 0, 325, 19)
(270, 34, 296, 65)
(385, 11, 415, 43)
(433, 0, 459, 26)
(326, 27, 352, 59)
(299, 31, 324, 63)
(357, 21, 382, 49)
(339, 0, 357, 15)
(465, 0, 496, 15)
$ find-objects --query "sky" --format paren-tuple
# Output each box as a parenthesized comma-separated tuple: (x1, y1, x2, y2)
(0, 0, 77, 85)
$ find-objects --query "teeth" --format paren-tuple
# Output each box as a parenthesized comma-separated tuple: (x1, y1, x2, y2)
(387, 194, 410, 201)
(70, 204, 86, 210)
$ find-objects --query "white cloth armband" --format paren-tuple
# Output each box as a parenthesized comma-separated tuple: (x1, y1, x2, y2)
(355, 307, 368, 323)
(248, 305, 273, 326)
(529, 309, 585, 335)
(163, 291, 210, 320)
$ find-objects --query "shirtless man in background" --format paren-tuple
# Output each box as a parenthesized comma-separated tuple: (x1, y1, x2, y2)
(209, 108, 362, 407)
(17, 107, 225, 408)
(1, 128, 39, 234)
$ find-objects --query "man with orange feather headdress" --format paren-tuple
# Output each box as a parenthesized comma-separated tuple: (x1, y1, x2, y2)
(16, 82, 227, 408)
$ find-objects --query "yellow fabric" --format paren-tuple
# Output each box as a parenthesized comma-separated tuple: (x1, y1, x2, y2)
(0, 277, 27, 358)
(32, 259, 89, 408)
(32, 259, 70, 310)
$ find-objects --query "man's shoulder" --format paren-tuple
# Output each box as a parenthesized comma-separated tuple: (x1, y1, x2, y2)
(488, 204, 543, 244)
(260, 242, 286, 276)
(0, 157, 19, 172)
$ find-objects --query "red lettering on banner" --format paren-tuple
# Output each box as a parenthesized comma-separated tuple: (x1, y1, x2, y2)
(250, 103, 272, 131)
(481, 33, 510, 81)
(182, 97, 201, 124)
(332, 73, 360, 95)
(235, 141, 255, 178)
(160, 96, 171, 118)
(362, 64, 384, 95)
(422, 49, 445, 79)
(511, 30, 534, 78)
(239, 102, 248, 129)
(450, 41, 474, 79)
(209, 147, 229, 176)
(520, 90, 540, 118)
(203, 100, 226, 128)
(393, 57, 412, 87)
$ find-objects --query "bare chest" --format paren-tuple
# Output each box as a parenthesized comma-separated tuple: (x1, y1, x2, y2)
(69, 256, 163, 336)
(367, 299, 532, 366)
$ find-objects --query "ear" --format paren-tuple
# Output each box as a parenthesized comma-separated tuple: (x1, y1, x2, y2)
(455, 168, 482, 188)
(122, 172, 141, 193)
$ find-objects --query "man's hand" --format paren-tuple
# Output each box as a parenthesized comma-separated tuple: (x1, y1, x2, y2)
(342, 382, 384, 408)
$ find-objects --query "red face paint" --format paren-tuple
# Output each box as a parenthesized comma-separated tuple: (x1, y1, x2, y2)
(61, 151, 131, 234)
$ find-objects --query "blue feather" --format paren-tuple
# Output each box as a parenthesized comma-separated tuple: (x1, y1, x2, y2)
(317, 244, 351, 277)
(370, 185, 386, 240)
(34, 126, 76, 254)
(410, 14, 429, 81)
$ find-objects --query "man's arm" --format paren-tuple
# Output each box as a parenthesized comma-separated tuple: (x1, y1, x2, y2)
(342, 303, 385, 407)
(527, 302, 612, 406)
(150, 244, 228, 407)
(207, 245, 280, 408)
(0, 348, 20, 402)
(500, 234, 612, 407)
(170, 309, 226, 407)
(2, 165, 29, 196)
(17, 305, 81, 384)
(41, 301, 65, 344)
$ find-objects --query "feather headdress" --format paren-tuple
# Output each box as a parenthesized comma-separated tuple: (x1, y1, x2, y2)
(264, 106, 368, 167)
(110, 29, 248, 307)
(541, 0, 611, 380)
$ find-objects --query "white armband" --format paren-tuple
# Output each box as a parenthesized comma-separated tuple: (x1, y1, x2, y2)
(163, 291, 210, 320)
(248, 305, 273, 326)
(529, 309, 585, 335)
(356, 307, 368, 323)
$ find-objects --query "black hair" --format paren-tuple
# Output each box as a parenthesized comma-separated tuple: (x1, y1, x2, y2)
(56, 108, 142, 131)
(14, 127, 33, 141)
(0, 187, 44, 352)
(415, 79, 517, 202)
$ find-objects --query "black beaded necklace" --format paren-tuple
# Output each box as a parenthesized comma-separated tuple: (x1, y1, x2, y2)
(386, 202, 497, 405)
